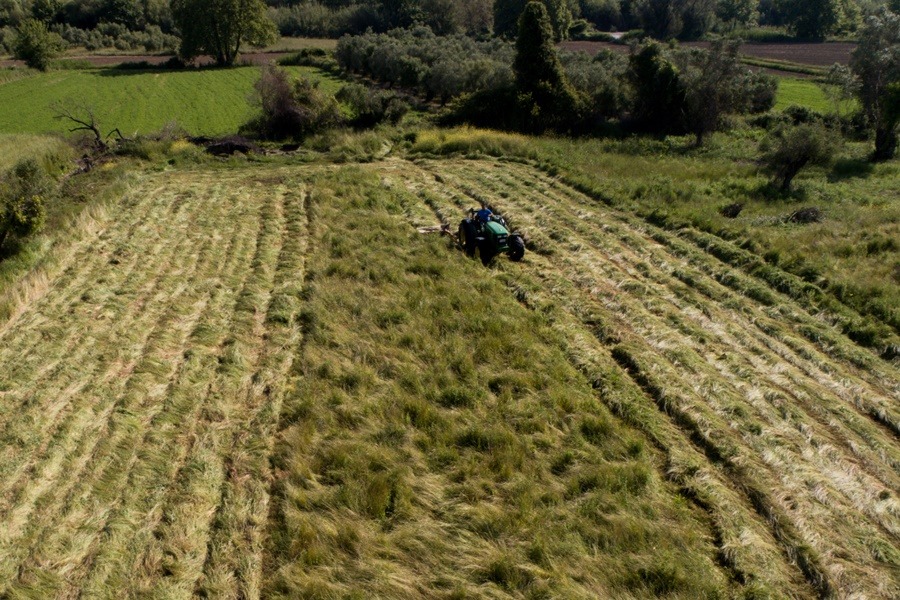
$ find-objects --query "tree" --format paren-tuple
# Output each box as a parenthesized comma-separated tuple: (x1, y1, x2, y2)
(171, 0, 276, 67)
(31, 0, 61, 23)
(634, 0, 716, 40)
(850, 8, 900, 160)
(13, 18, 64, 71)
(716, 0, 757, 31)
(379, 0, 422, 29)
(676, 40, 776, 144)
(777, 0, 839, 39)
(514, 0, 582, 132)
(495, 0, 573, 40)
(761, 123, 836, 191)
(627, 41, 685, 134)
(0, 159, 49, 252)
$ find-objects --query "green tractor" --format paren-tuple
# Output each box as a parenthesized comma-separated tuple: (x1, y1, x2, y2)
(458, 207, 525, 265)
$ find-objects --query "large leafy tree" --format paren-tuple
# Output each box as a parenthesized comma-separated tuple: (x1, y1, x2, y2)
(850, 8, 900, 160)
(495, 0, 573, 40)
(777, 0, 840, 39)
(171, 0, 276, 67)
(13, 18, 64, 71)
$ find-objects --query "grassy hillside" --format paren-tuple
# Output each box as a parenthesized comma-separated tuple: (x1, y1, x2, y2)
(0, 156, 897, 598)
(0, 66, 343, 136)
(411, 128, 899, 354)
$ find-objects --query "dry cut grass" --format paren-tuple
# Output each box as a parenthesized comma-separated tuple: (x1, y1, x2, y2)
(0, 166, 307, 598)
(1, 157, 897, 599)
(394, 157, 900, 599)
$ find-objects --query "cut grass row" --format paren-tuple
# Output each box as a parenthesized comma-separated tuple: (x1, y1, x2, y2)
(1, 151, 896, 598)
(0, 167, 306, 598)
(263, 164, 734, 599)
(394, 157, 899, 598)
(410, 128, 899, 354)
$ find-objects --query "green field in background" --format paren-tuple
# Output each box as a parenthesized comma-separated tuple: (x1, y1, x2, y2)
(0, 65, 343, 136)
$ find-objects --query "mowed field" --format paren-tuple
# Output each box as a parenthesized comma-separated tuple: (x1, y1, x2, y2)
(0, 157, 897, 598)
(0, 66, 343, 136)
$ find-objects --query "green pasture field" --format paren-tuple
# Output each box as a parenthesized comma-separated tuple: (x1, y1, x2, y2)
(0, 65, 344, 136)
(774, 77, 832, 112)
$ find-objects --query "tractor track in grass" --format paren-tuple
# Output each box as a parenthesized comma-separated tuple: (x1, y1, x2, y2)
(393, 157, 900, 599)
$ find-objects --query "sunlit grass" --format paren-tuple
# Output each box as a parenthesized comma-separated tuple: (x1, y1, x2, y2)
(0, 65, 343, 136)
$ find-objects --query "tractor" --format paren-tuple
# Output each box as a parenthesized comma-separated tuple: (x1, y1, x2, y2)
(458, 207, 525, 265)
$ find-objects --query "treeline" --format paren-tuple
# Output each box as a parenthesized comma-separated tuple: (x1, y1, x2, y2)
(268, 0, 898, 40)
(0, 0, 177, 54)
(3, 0, 896, 54)
(336, 21, 776, 139)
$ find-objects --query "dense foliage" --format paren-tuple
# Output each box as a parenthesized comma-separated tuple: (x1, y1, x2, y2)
(172, 0, 277, 66)
(761, 122, 837, 189)
(850, 7, 900, 159)
(243, 64, 342, 138)
(0, 158, 50, 252)
(12, 17, 63, 69)
(336, 27, 515, 101)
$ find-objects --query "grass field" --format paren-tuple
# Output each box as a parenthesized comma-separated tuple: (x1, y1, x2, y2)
(0, 134, 69, 172)
(411, 127, 900, 354)
(774, 77, 832, 112)
(0, 65, 344, 136)
(0, 155, 897, 598)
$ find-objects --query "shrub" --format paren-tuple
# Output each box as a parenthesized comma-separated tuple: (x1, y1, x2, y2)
(0, 159, 52, 252)
(335, 83, 409, 128)
(761, 123, 838, 191)
(242, 65, 343, 140)
(13, 18, 64, 70)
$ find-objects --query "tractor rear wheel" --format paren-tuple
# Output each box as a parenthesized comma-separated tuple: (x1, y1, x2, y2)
(459, 220, 477, 257)
(507, 234, 525, 262)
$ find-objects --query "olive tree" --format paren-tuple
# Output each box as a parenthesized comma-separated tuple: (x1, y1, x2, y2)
(171, 0, 276, 66)
(676, 40, 776, 145)
(761, 123, 837, 191)
(13, 18, 63, 70)
(850, 8, 900, 161)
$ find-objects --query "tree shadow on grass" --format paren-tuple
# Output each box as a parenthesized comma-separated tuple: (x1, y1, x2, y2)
(828, 157, 875, 182)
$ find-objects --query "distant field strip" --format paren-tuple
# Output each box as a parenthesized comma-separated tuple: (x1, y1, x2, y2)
(0, 66, 342, 135)
(394, 158, 900, 598)
(0, 168, 307, 597)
